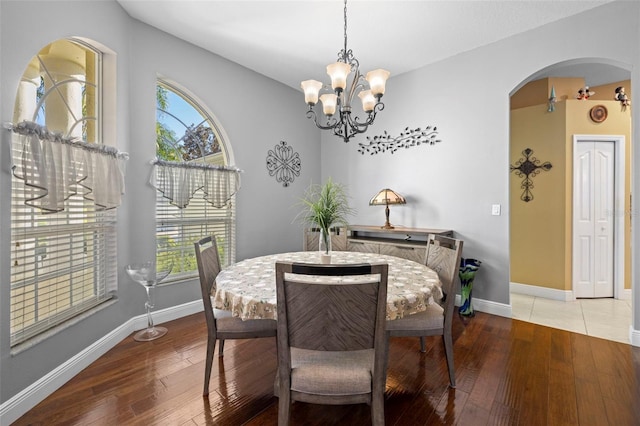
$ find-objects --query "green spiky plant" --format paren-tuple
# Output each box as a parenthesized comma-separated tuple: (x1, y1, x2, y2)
(296, 178, 355, 254)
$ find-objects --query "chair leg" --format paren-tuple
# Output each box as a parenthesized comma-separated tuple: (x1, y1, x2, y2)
(443, 332, 455, 388)
(371, 387, 385, 426)
(419, 336, 426, 353)
(277, 387, 291, 426)
(203, 337, 216, 396)
(218, 339, 225, 356)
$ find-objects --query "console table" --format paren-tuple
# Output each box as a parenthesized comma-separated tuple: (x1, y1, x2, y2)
(347, 225, 453, 263)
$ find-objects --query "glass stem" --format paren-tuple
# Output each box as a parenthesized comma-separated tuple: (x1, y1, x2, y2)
(145, 286, 155, 330)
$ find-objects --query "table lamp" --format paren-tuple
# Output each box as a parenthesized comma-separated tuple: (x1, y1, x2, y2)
(369, 188, 406, 229)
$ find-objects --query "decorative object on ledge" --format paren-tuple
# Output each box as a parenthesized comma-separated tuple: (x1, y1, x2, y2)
(150, 159, 241, 208)
(369, 188, 406, 229)
(547, 85, 557, 112)
(357, 125, 441, 155)
(458, 258, 481, 318)
(266, 141, 301, 187)
(5, 121, 129, 212)
(614, 86, 630, 111)
(510, 148, 552, 202)
(576, 86, 594, 100)
(300, 0, 390, 143)
(589, 105, 608, 123)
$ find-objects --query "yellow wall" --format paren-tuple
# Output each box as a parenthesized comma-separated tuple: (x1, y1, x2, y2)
(510, 102, 567, 288)
(511, 77, 587, 109)
(510, 78, 632, 291)
(589, 80, 631, 102)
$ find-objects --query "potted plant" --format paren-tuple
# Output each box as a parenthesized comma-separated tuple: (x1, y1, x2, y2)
(296, 177, 355, 263)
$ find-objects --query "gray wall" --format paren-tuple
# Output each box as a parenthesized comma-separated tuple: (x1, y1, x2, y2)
(0, 0, 319, 403)
(320, 2, 639, 318)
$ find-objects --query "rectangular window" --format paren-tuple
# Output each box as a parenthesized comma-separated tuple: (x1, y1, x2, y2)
(156, 184, 236, 282)
(10, 163, 117, 346)
(10, 39, 116, 347)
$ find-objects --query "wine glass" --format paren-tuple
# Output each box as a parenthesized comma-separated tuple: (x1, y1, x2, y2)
(125, 261, 173, 342)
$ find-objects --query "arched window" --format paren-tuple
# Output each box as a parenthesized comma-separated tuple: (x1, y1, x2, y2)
(10, 39, 117, 346)
(155, 80, 236, 281)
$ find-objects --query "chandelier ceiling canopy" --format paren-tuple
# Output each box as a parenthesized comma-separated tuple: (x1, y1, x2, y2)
(301, 0, 390, 143)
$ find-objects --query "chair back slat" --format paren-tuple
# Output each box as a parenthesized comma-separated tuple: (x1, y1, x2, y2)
(285, 281, 379, 351)
(195, 236, 221, 297)
(276, 262, 388, 352)
(425, 235, 463, 311)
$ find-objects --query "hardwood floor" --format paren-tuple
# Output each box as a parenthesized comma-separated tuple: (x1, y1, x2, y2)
(13, 311, 640, 425)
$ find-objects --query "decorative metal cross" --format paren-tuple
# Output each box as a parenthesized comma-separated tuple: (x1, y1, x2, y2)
(266, 141, 301, 187)
(510, 148, 552, 202)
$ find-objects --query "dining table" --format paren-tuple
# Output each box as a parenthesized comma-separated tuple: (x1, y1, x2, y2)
(213, 250, 442, 321)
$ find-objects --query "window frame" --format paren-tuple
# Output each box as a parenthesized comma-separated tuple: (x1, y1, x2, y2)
(155, 79, 236, 283)
(10, 38, 116, 347)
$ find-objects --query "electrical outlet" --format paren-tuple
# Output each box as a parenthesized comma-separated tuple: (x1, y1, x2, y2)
(491, 204, 501, 216)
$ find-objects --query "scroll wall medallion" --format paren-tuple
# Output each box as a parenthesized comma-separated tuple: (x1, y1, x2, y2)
(266, 141, 301, 187)
(357, 125, 441, 155)
(510, 148, 552, 202)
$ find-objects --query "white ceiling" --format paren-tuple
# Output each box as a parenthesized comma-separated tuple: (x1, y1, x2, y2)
(116, 0, 623, 90)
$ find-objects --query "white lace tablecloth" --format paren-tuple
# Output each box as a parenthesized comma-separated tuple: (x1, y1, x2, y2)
(214, 251, 442, 321)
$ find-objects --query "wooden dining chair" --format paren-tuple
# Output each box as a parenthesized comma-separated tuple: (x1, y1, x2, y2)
(275, 261, 389, 426)
(385, 234, 463, 388)
(194, 236, 277, 396)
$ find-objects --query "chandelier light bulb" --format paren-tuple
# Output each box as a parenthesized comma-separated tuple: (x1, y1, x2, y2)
(320, 93, 338, 116)
(366, 69, 390, 97)
(358, 90, 376, 112)
(326, 62, 351, 92)
(301, 80, 323, 105)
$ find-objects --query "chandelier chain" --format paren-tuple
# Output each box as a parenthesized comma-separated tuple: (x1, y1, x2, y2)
(343, 0, 348, 55)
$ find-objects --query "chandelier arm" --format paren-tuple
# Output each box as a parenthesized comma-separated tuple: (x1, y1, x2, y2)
(306, 107, 340, 131)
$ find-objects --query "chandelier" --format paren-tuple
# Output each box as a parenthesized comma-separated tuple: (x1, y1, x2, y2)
(301, 0, 390, 143)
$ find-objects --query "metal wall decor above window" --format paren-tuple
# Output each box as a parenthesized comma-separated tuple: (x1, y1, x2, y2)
(357, 125, 441, 155)
(510, 148, 553, 202)
(266, 141, 301, 187)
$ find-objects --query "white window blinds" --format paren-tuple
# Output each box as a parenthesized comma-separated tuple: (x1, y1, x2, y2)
(8, 123, 124, 345)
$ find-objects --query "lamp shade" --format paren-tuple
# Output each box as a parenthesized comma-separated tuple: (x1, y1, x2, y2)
(301, 80, 323, 105)
(320, 93, 338, 116)
(369, 188, 406, 206)
(365, 69, 390, 97)
(326, 62, 351, 92)
(358, 90, 376, 112)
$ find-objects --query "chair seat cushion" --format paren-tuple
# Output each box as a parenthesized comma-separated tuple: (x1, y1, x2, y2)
(290, 347, 374, 396)
(216, 315, 276, 332)
(386, 303, 444, 331)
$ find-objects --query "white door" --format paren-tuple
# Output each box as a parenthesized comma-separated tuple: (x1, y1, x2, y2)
(573, 141, 614, 298)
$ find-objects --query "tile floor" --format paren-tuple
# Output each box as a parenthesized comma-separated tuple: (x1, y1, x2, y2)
(510, 293, 633, 344)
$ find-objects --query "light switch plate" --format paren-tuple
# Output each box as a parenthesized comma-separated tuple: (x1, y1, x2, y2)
(491, 204, 501, 216)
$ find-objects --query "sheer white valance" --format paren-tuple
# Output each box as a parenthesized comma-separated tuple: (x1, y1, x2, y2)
(5, 121, 129, 212)
(150, 159, 241, 209)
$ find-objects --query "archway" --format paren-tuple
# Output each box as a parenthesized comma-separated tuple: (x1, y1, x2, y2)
(508, 59, 633, 344)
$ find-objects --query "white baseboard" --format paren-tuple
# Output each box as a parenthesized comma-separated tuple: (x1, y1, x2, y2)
(0, 300, 203, 426)
(620, 288, 633, 300)
(631, 326, 640, 347)
(455, 295, 512, 318)
(510, 282, 575, 302)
